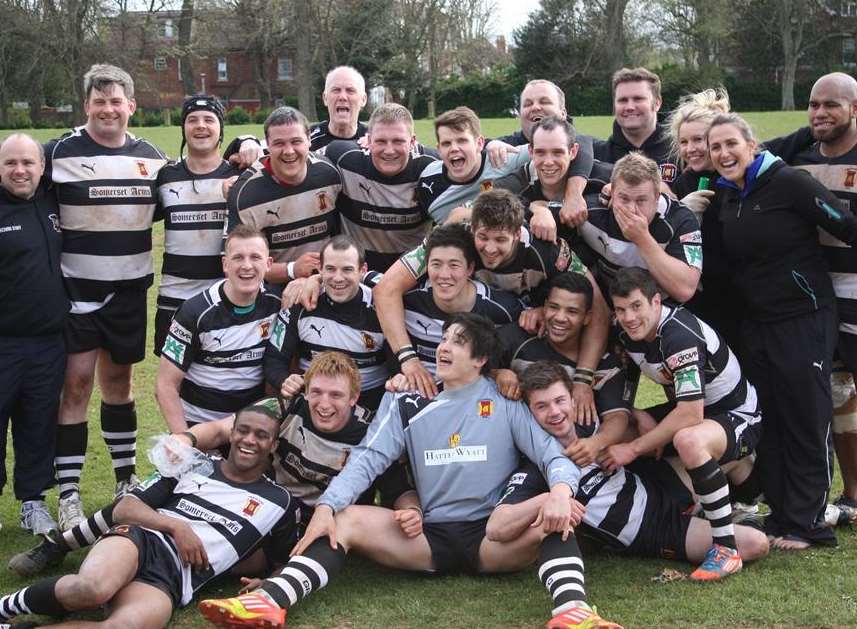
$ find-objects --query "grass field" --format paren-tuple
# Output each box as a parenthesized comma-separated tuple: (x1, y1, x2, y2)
(2, 113, 856, 628)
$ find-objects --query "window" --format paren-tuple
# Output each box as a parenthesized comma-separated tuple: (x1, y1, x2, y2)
(154, 57, 167, 71)
(217, 58, 228, 82)
(843, 2, 857, 17)
(844, 38, 857, 65)
(277, 57, 293, 80)
(159, 18, 175, 38)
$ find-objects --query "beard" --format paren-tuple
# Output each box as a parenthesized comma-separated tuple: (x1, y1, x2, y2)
(812, 119, 854, 144)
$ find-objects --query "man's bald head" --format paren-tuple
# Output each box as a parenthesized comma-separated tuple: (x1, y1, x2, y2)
(808, 72, 857, 148)
(322, 66, 367, 133)
(324, 66, 366, 94)
(0, 133, 45, 199)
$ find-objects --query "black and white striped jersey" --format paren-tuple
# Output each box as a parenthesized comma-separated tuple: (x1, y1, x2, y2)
(499, 323, 630, 418)
(324, 140, 436, 271)
(403, 278, 525, 375)
(227, 155, 341, 265)
(618, 302, 759, 419)
(45, 127, 168, 313)
(400, 226, 588, 306)
(792, 144, 857, 334)
(156, 160, 238, 311)
(498, 458, 649, 549)
(264, 283, 388, 398)
(309, 120, 368, 152)
(579, 196, 701, 299)
(161, 280, 281, 424)
(129, 460, 299, 606)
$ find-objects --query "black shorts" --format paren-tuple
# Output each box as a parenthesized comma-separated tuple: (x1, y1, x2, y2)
(836, 331, 857, 375)
(623, 478, 693, 561)
(153, 307, 176, 358)
(643, 401, 760, 464)
(422, 518, 488, 574)
(101, 524, 182, 608)
(64, 289, 147, 364)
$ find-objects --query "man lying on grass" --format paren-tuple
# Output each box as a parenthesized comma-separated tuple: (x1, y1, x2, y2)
(0, 406, 299, 628)
(198, 312, 621, 629)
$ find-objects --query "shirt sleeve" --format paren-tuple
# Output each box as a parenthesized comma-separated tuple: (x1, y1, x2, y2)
(762, 126, 814, 163)
(161, 302, 200, 372)
(663, 200, 703, 271)
(660, 321, 707, 402)
(593, 352, 631, 417)
(788, 167, 857, 245)
(128, 472, 179, 508)
(568, 134, 594, 179)
(262, 499, 302, 566)
(318, 392, 408, 513)
(263, 307, 301, 389)
(496, 459, 548, 506)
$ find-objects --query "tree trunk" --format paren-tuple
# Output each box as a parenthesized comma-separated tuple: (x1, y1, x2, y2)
(294, 0, 317, 120)
(178, 0, 196, 94)
(778, 0, 803, 111)
(604, 0, 628, 73)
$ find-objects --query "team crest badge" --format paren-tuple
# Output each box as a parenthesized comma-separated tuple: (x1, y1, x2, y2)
(136, 161, 149, 176)
(480, 180, 494, 193)
(316, 191, 329, 212)
(258, 321, 271, 339)
(659, 163, 677, 183)
(448, 433, 461, 448)
(114, 524, 130, 534)
(362, 332, 376, 350)
(478, 399, 493, 417)
(340, 449, 351, 468)
(846, 168, 857, 188)
(242, 497, 262, 517)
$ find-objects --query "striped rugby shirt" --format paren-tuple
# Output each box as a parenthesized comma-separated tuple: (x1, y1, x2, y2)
(324, 140, 437, 270)
(45, 127, 168, 313)
(161, 279, 281, 424)
(403, 278, 525, 376)
(227, 155, 341, 265)
(129, 460, 298, 606)
(156, 160, 238, 311)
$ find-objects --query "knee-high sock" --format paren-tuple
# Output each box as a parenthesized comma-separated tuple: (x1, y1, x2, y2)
(55, 423, 88, 498)
(538, 532, 587, 616)
(259, 538, 346, 609)
(58, 503, 116, 551)
(100, 401, 137, 482)
(689, 458, 736, 549)
(0, 576, 65, 621)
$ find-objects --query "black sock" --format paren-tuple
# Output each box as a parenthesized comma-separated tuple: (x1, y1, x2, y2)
(22, 576, 66, 616)
(538, 532, 587, 613)
(689, 458, 736, 549)
(100, 401, 137, 482)
(55, 423, 88, 498)
(730, 466, 762, 505)
(60, 503, 116, 551)
(260, 538, 346, 609)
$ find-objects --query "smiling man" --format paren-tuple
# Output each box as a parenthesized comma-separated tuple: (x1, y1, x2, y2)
(309, 66, 369, 151)
(263, 236, 390, 409)
(199, 313, 593, 629)
(323, 103, 438, 270)
(155, 225, 281, 432)
(0, 404, 299, 628)
(228, 107, 341, 288)
(0, 133, 67, 536)
(593, 68, 678, 184)
(153, 95, 240, 356)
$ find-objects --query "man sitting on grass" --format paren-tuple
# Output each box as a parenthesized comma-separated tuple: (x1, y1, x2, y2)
(0, 405, 299, 628)
(198, 313, 621, 629)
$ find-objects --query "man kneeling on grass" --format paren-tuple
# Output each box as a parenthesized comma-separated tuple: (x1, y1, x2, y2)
(198, 312, 621, 629)
(488, 361, 769, 581)
(0, 406, 299, 628)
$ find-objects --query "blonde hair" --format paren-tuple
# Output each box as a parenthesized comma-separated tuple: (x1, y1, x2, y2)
(668, 88, 731, 161)
(304, 351, 361, 397)
(611, 152, 661, 194)
(368, 103, 414, 134)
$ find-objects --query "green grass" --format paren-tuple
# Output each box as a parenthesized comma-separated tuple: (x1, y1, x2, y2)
(2, 111, 856, 628)
(1, 111, 809, 158)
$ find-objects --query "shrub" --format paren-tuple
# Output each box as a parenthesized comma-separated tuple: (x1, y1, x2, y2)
(226, 106, 251, 125)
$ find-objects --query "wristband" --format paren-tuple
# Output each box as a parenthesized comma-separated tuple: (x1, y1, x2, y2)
(181, 431, 198, 449)
(395, 345, 415, 357)
(287, 261, 296, 280)
(398, 351, 418, 366)
(572, 371, 594, 386)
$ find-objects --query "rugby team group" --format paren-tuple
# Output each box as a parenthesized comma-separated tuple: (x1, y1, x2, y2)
(1, 60, 857, 628)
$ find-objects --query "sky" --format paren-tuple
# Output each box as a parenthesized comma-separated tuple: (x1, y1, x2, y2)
(493, 0, 542, 41)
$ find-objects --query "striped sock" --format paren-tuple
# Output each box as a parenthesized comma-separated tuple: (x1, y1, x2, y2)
(0, 587, 31, 621)
(260, 538, 345, 609)
(0, 576, 66, 621)
(538, 533, 587, 614)
(689, 458, 736, 549)
(101, 401, 137, 482)
(55, 423, 88, 498)
(60, 504, 115, 551)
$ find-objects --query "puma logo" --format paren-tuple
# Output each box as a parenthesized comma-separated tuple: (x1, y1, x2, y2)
(416, 320, 432, 335)
(309, 324, 325, 338)
(81, 163, 95, 174)
(212, 334, 223, 347)
(190, 479, 207, 491)
(597, 234, 609, 252)
(421, 181, 435, 194)
(405, 397, 420, 409)
(813, 361, 823, 371)
(266, 208, 280, 218)
(358, 182, 371, 195)
(169, 188, 180, 198)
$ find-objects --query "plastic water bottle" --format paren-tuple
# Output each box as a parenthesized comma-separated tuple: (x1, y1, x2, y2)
(147, 434, 214, 478)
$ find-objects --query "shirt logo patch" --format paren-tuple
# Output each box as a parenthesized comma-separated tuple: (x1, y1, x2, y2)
(845, 168, 857, 188)
(163, 337, 187, 364)
(136, 161, 149, 176)
(555, 238, 571, 272)
(317, 191, 329, 212)
(49, 214, 61, 232)
(478, 399, 493, 417)
(674, 365, 702, 396)
(448, 433, 461, 448)
(680, 231, 702, 244)
(242, 497, 262, 517)
(270, 319, 286, 350)
(480, 180, 494, 193)
(362, 332, 376, 350)
(666, 348, 699, 371)
(258, 320, 271, 339)
(169, 320, 192, 344)
(683, 244, 702, 269)
(659, 163, 677, 183)
(424, 444, 487, 466)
